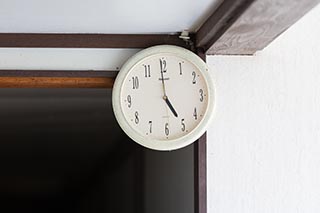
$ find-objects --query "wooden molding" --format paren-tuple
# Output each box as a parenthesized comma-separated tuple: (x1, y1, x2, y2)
(194, 50, 207, 213)
(197, 0, 320, 55)
(0, 70, 117, 88)
(194, 133, 207, 213)
(0, 33, 190, 49)
(196, 0, 255, 53)
(0, 77, 114, 88)
(0, 70, 117, 77)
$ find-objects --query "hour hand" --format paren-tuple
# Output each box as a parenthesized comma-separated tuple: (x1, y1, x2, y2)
(163, 96, 178, 117)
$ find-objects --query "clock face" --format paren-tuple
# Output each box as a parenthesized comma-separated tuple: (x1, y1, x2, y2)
(113, 45, 214, 150)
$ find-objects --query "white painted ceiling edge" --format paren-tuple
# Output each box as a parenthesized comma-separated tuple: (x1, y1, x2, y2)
(0, 48, 140, 70)
(0, 0, 223, 34)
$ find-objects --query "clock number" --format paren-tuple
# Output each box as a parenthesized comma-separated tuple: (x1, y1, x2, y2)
(165, 123, 169, 136)
(199, 89, 204, 102)
(132, 76, 139, 89)
(135, 111, 139, 124)
(192, 71, 196, 84)
(179, 62, 182, 75)
(181, 118, 185, 131)
(148, 120, 152, 133)
(193, 107, 198, 120)
(160, 59, 167, 73)
(127, 95, 132, 108)
(144, 65, 151, 78)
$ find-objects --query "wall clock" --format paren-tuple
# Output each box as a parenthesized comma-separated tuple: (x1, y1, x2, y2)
(112, 45, 214, 151)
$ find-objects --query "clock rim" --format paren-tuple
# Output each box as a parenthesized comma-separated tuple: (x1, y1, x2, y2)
(112, 45, 215, 151)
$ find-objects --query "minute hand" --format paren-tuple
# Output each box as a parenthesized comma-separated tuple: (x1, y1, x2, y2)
(160, 59, 178, 117)
(160, 60, 167, 96)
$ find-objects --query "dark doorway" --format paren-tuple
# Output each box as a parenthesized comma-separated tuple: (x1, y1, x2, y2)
(0, 88, 194, 213)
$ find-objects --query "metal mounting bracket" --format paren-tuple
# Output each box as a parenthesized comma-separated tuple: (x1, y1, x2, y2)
(179, 30, 195, 51)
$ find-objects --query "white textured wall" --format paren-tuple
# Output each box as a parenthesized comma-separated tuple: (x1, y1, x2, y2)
(206, 4, 320, 213)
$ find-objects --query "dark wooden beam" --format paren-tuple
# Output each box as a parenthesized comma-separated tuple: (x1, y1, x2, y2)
(194, 49, 207, 213)
(0, 33, 189, 49)
(196, 0, 320, 55)
(194, 133, 207, 213)
(196, 0, 255, 53)
(0, 70, 117, 77)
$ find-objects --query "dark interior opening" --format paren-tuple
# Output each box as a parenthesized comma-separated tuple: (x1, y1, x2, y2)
(0, 88, 194, 213)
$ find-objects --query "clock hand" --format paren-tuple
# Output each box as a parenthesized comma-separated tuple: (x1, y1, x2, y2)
(163, 95, 178, 117)
(160, 59, 167, 97)
(160, 59, 178, 117)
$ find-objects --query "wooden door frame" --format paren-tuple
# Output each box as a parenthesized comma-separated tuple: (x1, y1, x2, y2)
(0, 30, 208, 213)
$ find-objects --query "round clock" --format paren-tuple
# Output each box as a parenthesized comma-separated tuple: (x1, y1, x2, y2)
(112, 45, 214, 151)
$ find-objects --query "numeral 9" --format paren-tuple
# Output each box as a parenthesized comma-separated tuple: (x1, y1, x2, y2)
(127, 95, 132, 108)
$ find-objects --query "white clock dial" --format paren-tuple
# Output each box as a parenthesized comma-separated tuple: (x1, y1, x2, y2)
(112, 45, 214, 151)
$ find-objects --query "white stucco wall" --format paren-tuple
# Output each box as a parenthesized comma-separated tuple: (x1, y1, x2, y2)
(206, 4, 320, 213)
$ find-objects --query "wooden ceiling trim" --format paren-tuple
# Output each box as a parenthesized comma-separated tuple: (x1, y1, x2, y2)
(195, 0, 255, 53)
(194, 50, 207, 213)
(0, 77, 114, 88)
(0, 70, 117, 88)
(196, 0, 320, 55)
(0, 33, 190, 49)
(0, 70, 117, 77)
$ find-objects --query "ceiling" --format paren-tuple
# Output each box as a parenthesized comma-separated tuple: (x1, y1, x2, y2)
(0, 0, 223, 34)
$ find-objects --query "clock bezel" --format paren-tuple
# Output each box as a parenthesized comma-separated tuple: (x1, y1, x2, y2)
(112, 45, 215, 151)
